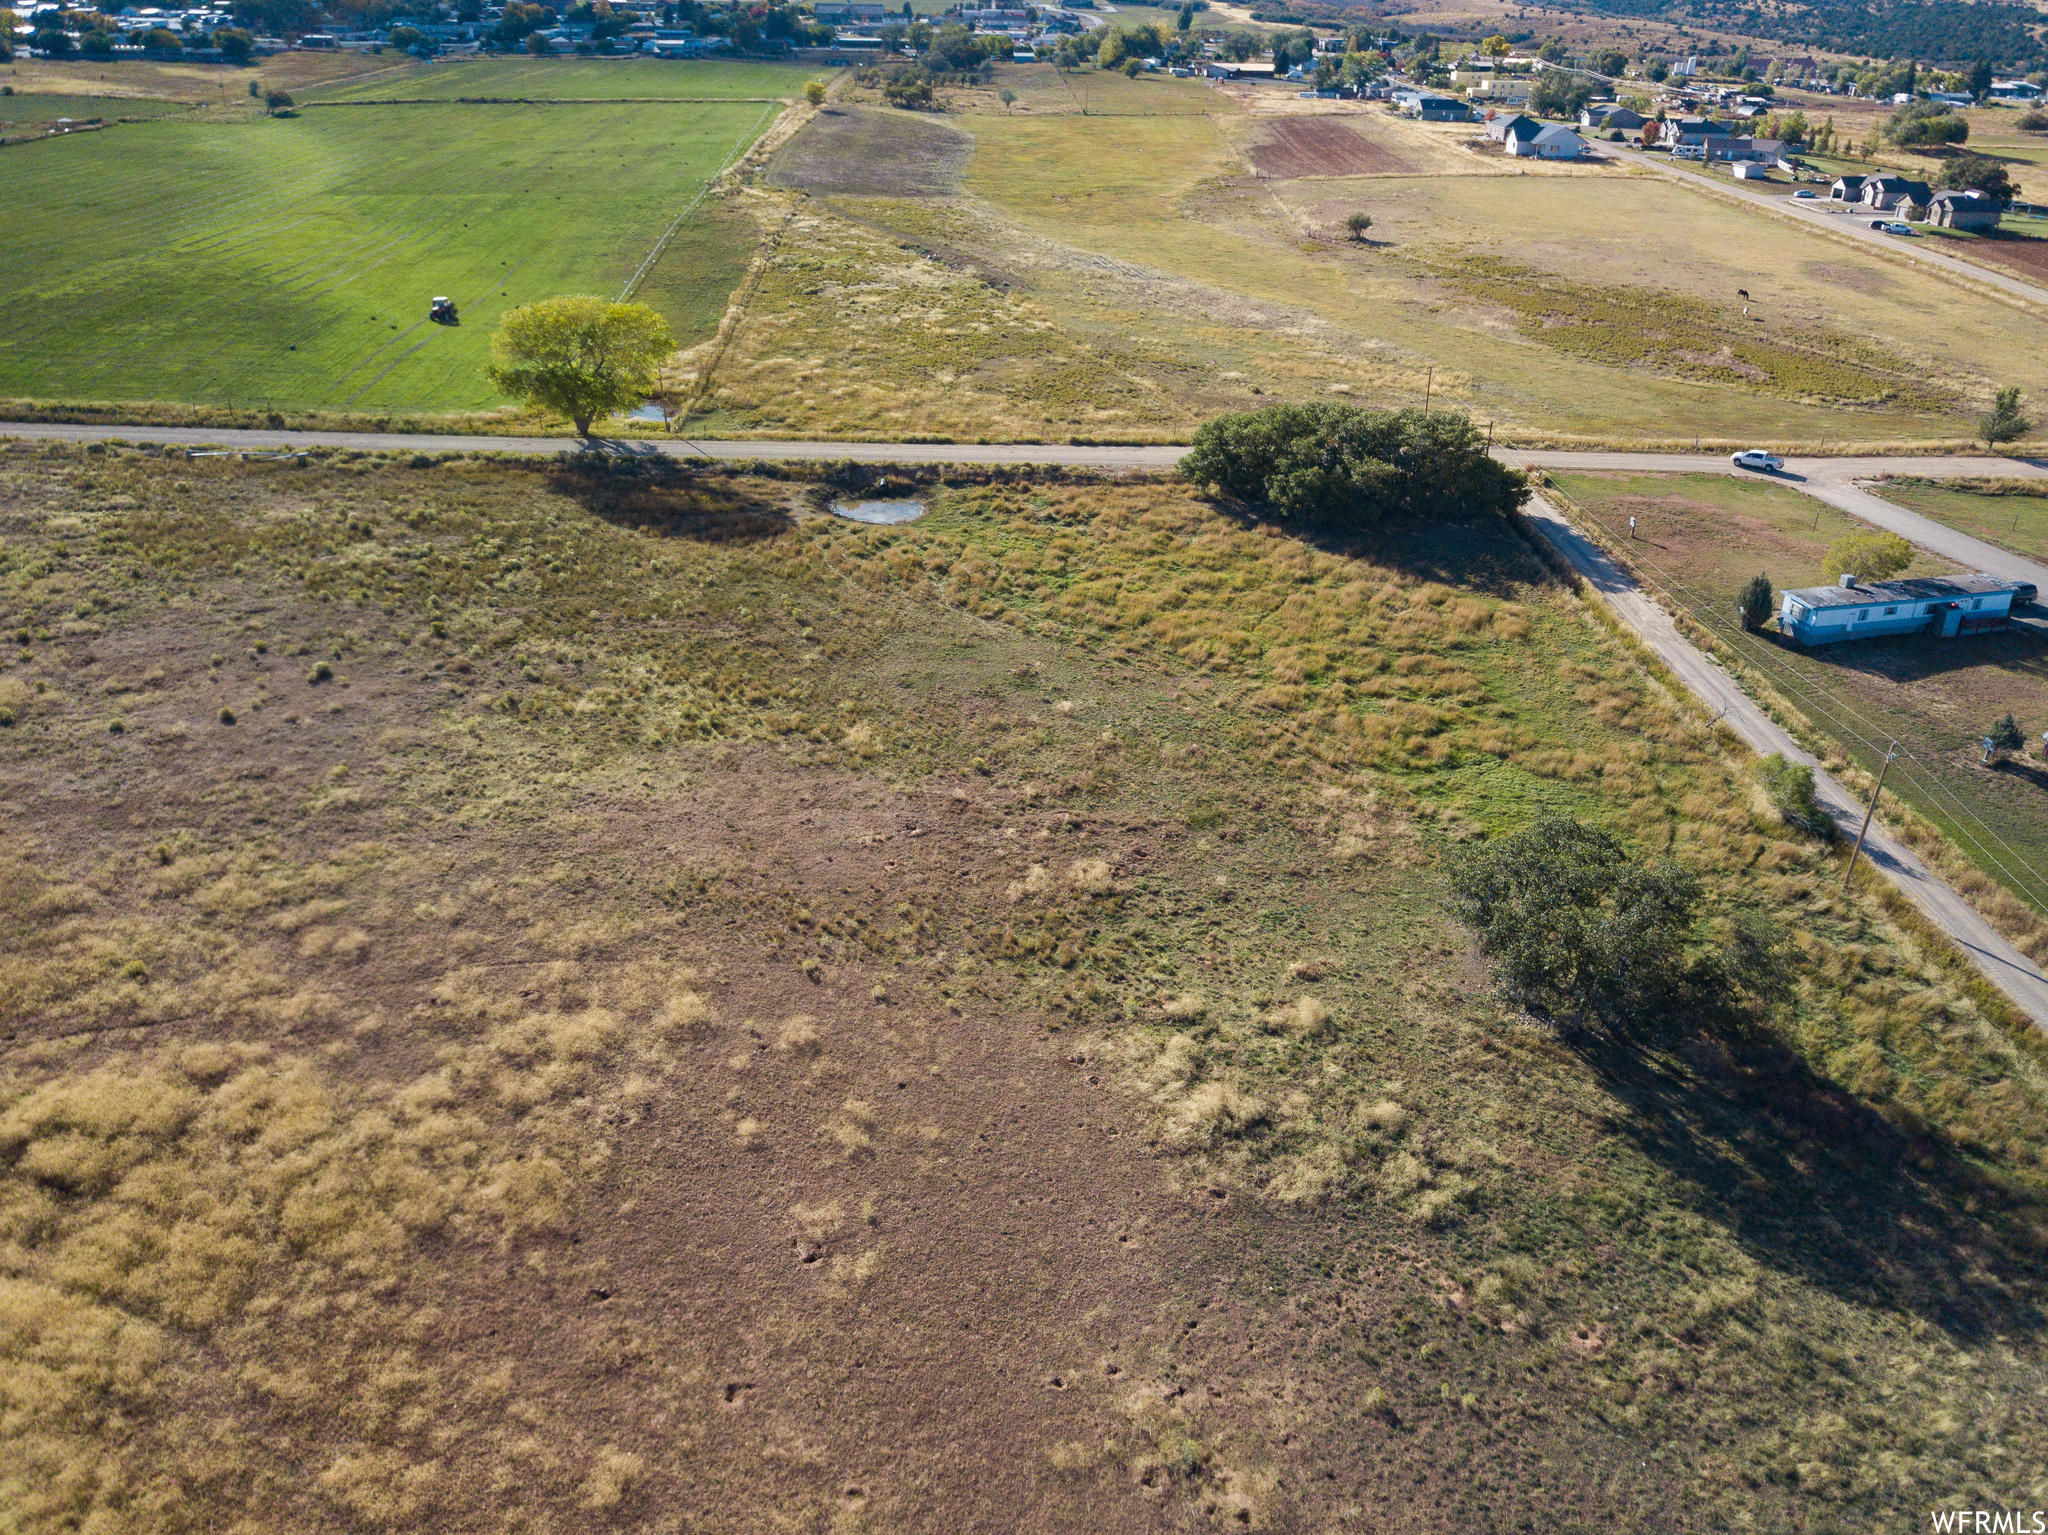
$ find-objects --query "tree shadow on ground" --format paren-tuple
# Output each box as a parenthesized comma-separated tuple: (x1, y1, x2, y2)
(1205, 501, 1544, 598)
(544, 453, 794, 545)
(1568, 1017, 2046, 1344)
(1748, 623, 2048, 685)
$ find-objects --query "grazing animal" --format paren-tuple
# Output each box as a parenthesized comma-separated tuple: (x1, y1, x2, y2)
(1737, 288, 1751, 298)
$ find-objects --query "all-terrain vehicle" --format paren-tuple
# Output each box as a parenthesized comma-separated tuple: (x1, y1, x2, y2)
(429, 296, 459, 325)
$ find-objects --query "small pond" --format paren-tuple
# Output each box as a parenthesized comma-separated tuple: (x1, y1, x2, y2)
(623, 402, 667, 422)
(830, 499, 926, 525)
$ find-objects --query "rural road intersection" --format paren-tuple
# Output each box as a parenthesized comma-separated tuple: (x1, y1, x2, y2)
(8, 419, 2048, 1024)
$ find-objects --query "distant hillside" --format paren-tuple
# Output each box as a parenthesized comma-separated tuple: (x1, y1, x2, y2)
(1568, 0, 2042, 65)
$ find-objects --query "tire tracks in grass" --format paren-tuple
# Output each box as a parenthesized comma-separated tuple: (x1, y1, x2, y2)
(339, 255, 536, 409)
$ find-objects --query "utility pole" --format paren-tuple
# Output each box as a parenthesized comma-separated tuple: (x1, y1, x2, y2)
(1423, 367, 1433, 413)
(1841, 741, 1899, 894)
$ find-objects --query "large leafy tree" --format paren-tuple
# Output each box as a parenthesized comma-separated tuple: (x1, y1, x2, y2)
(1937, 154, 2017, 203)
(1178, 404, 1526, 525)
(1820, 529, 1913, 582)
(1529, 69, 1596, 119)
(1445, 815, 1703, 1025)
(485, 296, 676, 437)
(1884, 100, 1968, 148)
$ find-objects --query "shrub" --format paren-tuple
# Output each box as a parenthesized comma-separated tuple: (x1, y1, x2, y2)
(883, 68, 934, 108)
(805, 80, 827, 106)
(1756, 752, 1832, 840)
(1445, 814, 1700, 1025)
(1980, 386, 2031, 446)
(1178, 405, 1526, 526)
(1735, 572, 1772, 631)
(1345, 211, 1373, 240)
(2019, 108, 2048, 131)
(1989, 711, 2025, 752)
(1821, 529, 1911, 583)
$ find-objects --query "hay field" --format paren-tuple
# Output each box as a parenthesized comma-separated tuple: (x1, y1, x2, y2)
(0, 99, 775, 414)
(2, 49, 403, 104)
(692, 98, 2044, 444)
(1, 441, 2045, 1531)
(299, 56, 826, 102)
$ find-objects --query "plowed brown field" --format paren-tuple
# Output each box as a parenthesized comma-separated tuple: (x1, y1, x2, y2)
(1244, 116, 1415, 177)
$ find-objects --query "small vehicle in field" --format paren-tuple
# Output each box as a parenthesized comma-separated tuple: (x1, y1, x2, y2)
(1731, 449, 1784, 472)
(429, 296, 459, 325)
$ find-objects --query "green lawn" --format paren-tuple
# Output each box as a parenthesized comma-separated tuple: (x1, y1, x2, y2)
(1554, 471, 2048, 922)
(1881, 476, 2048, 565)
(300, 56, 829, 101)
(0, 100, 776, 413)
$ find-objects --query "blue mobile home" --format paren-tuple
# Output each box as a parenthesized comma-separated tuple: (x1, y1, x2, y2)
(1778, 572, 2026, 646)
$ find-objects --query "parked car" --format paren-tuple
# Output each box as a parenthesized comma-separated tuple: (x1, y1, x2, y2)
(2015, 582, 2038, 607)
(1882, 221, 1915, 235)
(1869, 218, 1889, 229)
(1792, 189, 1817, 198)
(1731, 449, 1784, 472)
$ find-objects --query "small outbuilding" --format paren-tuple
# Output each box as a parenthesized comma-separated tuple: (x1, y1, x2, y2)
(1779, 572, 2025, 645)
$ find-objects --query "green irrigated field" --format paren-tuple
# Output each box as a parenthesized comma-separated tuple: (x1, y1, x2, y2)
(300, 56, 829, 102)
(0, 99, 776, 414)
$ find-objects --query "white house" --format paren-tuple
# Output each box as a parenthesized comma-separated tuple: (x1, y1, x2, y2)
(1507, 122, 1587, 159)
(1990, 79, 2043, 101)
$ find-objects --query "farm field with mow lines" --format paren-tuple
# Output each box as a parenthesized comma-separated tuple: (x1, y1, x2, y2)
(0, 99, 774, 414)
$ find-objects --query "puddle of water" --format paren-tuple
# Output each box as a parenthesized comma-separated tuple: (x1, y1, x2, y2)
(831, 499, 926, 525)
(623, 402, 668, 422)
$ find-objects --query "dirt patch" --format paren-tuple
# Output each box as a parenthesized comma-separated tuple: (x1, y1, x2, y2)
(1799, 258, 1901, 297)
(764, 105, 975, 197)
(1954, 227, 2048, 284)
(1244, 116, 1415, 178)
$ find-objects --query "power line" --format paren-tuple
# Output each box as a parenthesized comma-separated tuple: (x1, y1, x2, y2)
(1555, 492, 2048, 911)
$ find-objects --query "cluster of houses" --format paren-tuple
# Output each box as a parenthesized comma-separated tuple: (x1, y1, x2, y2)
(1827, 173, 2003, 228)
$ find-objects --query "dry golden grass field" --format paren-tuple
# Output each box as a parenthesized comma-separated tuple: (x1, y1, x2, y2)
(683, 73, 2048, 448)
(2, 441, 2046, 1532)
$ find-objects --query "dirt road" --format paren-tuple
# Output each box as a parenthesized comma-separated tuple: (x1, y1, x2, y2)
(1520, 489, 2048, 1029)
(1500, 449, 2048, 587)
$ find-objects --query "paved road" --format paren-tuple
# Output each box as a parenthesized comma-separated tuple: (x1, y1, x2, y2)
(1503, 449, 2048, 586)
(1521, 490, 2048, 1030)
(1613, 143, 2048, 314)
(0, 420, 1190, 467)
